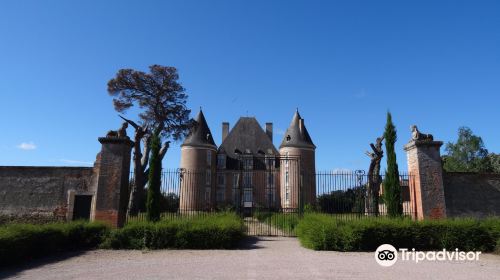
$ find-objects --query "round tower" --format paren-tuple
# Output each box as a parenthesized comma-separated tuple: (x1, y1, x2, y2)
(279, 110, 316, 210)
(179, 109, 217, 212)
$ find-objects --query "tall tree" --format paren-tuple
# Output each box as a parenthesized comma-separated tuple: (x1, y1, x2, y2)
(146, 132, 162, 222)
(107, 65, 192, 215)
(365, 136, 384, 216)
(442, 127, 491, 173)
(383, 112, 403, 217)
(488, 153, 500, 174)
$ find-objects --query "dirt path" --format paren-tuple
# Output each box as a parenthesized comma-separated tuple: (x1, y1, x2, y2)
(2, 238, 500, 280)
(244, 217, 285, 236)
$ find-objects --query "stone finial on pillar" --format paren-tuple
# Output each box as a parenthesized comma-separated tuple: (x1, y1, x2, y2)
(91, 135, 133, 227)
(404, 126, 446, 220)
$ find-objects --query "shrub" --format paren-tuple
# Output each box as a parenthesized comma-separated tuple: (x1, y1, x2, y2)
(317, 187, 365, 214)
(0, 221, 109, 266)
(102, 212, 245, 249)
(296, 213, 500, 252)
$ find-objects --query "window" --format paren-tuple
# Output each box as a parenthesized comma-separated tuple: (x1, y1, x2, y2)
(233, 173, 239, 187)
(267, 173, 274, 186)
(267, 172, 275, 206)
(207, 151, 212, 166)
(206, 170, 211, 185)
(217, 189, 225, 202)
(285, 171, 289, 187)
(285, 152, 289, 168)
(205, 187, 211, 203)
(267, 191, 275, 205)
(232, 188, 240, 204)
(217, 154, 226, 169)
(243, 172, 252, 188)
(244, 189, 252, 202)
(232, 173, 240, 204)
(266, 157, 275, 169)
(285, 190, 290, 202)
(217, 173, 225, 186)
(243, 157, 253, 170)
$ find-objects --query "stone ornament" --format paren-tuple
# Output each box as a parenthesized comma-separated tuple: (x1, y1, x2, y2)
(411, 125, 433, 141)
(106, 122, 128, 138)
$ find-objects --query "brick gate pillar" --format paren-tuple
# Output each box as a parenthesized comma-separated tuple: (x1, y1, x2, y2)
(404, 139, 446, 220)
(91, 136, 133, 227)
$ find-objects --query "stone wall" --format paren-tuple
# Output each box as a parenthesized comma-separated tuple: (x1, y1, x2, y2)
(443, 172, 500, 218)
(0, 166, 94, 223)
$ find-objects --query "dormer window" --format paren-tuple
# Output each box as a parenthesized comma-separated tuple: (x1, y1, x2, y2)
(217, 154, 226, 169)
(286, 135, 291, 142)
(243, 156, 253, 170)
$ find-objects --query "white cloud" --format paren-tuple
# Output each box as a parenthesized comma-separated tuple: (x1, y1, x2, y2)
(17, 142, 37, 150)
(59, 159, 93, 165)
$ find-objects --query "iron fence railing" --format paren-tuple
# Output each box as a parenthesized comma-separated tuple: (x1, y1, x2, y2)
(127, 169, 416, 234)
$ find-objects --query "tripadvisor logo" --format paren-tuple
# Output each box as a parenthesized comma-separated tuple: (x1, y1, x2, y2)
(375, 244, 398, 267)
(374, 244, 482, 267)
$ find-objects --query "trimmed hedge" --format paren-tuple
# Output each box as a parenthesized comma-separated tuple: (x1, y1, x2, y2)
(102, 212, 245, 249)
(296, 213, 500, 252)
(0, 221, 109, 266)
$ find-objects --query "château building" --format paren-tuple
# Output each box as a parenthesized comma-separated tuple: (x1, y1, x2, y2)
(179, 109, 316, 211)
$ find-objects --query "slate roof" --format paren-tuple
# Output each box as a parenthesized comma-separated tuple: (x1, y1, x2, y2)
(181, 110, 216, 148)
(279, 110, 316, 149)
(218, 117, 278, 158)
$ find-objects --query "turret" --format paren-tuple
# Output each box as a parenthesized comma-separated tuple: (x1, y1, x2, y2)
(279, 109, 316, 209)
(179, 109, 217, 212)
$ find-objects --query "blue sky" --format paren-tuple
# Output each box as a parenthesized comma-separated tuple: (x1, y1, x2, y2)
(1, 0, 499, 172)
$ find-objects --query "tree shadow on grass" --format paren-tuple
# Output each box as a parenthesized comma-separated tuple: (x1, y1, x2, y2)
(0, 250, 88, 279)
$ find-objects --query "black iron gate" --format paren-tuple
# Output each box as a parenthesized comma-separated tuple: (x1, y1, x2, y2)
(232, 156, 302, 237)
(127, 164, 415, 237)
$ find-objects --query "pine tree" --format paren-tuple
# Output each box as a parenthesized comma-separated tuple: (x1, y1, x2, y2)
(383, 112, 403, 217)
(146, 132, 162, 222)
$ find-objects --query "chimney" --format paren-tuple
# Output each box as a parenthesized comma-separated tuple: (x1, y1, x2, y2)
(265, 122, 273, 142)
(299, 119, 304, 135)
(222, 122, 229, 142)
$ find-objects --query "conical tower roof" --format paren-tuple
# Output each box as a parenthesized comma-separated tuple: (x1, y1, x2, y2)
(280, 110, 315, 149)
(181, 109, 216, 148)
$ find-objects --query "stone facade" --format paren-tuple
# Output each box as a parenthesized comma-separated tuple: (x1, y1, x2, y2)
(404, 140, 447, 220)
(0, 166, 94, 223)
(443, 172, 500, 218)
(0, 134, 132, 227)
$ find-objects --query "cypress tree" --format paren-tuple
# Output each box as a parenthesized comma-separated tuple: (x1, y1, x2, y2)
(383, 112, 403, 217)
(146, 132, 162, 222)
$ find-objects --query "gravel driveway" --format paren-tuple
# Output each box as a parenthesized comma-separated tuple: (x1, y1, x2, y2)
(2, 237, 500, 280)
